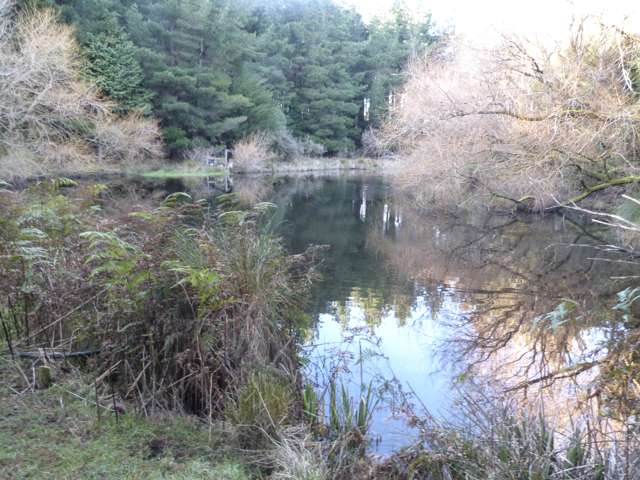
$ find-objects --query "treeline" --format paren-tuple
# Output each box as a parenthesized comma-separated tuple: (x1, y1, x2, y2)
(25, 0, 437, 157)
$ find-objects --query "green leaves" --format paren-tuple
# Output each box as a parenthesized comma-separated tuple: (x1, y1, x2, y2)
(163, 230, 220, 307)
(614, 287, 640, 324)
(53, 0, 439, 155)
(83, 21, 152, 115)
(80, 231, 150, 295)
(328, 379, 378, 441)
(302, 383, 319, 422)
(163, 192, 193, 208)
(52, 178, 78, 189)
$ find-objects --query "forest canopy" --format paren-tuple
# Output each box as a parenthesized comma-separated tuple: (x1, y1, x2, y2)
(24, 0, 438, 157)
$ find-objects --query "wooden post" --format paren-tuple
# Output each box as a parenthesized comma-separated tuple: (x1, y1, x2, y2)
(36, 365, 52, 389)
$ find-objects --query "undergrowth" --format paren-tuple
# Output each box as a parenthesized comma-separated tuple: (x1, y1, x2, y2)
(0, 177, 319, 426)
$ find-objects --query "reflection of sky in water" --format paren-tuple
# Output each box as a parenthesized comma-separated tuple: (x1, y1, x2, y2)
(261, 173, 628, 456)
(306, 293, 458, 454)
(271, 176, 465, 454)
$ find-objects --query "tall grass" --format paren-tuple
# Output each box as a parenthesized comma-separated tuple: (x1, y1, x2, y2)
(0, 180, 318, 424)
(376, 388, 640, 479)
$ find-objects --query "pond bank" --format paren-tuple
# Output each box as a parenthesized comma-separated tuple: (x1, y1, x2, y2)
(3, 173, 640, 479)
(232, 156, 387, 174)
(0, 178, 321, 478)
(0, 365, 249, 479)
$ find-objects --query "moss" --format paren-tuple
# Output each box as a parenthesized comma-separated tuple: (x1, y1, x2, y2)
(0, 367, 249, 480)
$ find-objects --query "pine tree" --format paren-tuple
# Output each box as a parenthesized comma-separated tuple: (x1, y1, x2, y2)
(362, 4, 437, 127)
(38, 0, 438, 156)
(84, 23, 151, 114)
(252, 0, 367, 153)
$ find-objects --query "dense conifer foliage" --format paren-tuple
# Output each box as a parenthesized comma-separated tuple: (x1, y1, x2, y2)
(25, 0, 437, 156)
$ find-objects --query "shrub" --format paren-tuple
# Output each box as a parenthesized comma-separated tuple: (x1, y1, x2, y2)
(93, 112, 162, 164)
(0, 2, 161, 178)
(270, 130, 326, 161)
(0, 181, 319, 422)
(232, 131, 276, 172)
(379, 18, 640, 211)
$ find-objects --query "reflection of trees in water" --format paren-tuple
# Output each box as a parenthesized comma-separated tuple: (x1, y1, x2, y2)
(325, 288, 417, 330)
(258, 173, 638, 421)
(273, 175, 424, 331)
(369, 194, 640, 417)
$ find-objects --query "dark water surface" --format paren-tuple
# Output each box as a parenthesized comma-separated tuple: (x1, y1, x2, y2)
(113, 172, 630, 455)
(262, 174, 629, 454)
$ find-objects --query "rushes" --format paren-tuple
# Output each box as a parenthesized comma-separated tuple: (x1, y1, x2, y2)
(328, 380, 377, 442)
(377, 389, 640, 480)
(0, 180, 318, 423)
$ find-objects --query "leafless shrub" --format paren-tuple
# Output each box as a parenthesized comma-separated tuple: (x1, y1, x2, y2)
(184, 146, 217, 165)
(233, 132, 276, 172)
(380, 18, 640, 211)
(93, 113, 162, 164)
(0, 2, 161, 178)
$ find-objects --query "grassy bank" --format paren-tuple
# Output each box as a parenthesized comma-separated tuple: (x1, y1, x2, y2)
(0, 365, 247, 480)
(233, 156, 383, 174)
(0, 177, 392, 479)
(139, 166, 225, 179)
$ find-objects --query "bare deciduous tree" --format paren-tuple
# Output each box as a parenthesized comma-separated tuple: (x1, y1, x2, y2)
(380, 17, 640, 211)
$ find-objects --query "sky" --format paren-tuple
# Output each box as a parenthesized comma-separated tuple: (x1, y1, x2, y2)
(339, 0, 640, 39)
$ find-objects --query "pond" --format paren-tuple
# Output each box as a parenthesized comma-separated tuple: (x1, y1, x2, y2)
(105, 172, 633, 455)
(262, 174, 631, 454)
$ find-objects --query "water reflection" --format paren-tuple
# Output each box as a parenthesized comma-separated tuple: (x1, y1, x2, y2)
(369, 205, 633, 396)
(123, 173, 638, 454)
(269, 176, 461, 452)
(267, 175, 635, 454)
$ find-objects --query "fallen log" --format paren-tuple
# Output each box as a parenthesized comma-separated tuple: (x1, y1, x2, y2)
(12, 349, 101, 359)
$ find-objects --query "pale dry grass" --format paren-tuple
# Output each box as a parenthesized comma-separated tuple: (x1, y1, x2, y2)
(269, 427, 328, 480)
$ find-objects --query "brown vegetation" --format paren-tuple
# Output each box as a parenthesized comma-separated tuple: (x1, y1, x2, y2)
(0, 2, 161, 179)
(232, 132, 277, 172)
(380, 18, 640, 211)
(0, 181, 319, 420)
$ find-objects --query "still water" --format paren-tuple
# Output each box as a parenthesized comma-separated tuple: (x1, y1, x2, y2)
(146, 172, 629, 455)
(272, 176, 457, 453)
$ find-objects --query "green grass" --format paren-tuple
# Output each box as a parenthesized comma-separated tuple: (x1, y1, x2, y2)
(140, 167, 225, 179)
(0, 365, 248, 480)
